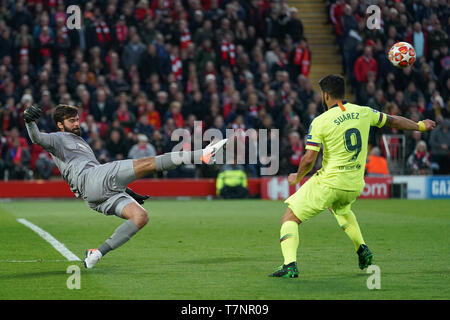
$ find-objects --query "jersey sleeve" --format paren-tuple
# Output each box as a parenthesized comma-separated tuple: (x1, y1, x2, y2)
(367, 107, 387, 128)
(305, 118, 322, 152)
(25, 122, 61, 156)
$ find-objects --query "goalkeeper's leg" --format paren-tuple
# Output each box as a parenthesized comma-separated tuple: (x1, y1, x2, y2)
(132, 139, 228, 179)
(85, 201, 148, 269)
(98, 202, 148, 254)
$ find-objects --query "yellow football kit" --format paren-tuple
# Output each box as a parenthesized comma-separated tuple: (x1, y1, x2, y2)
(285, 101, 387, 222)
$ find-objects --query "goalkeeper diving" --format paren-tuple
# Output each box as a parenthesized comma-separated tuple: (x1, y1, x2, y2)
(24, 104, 228, 269)
(269, 74, 436, 278)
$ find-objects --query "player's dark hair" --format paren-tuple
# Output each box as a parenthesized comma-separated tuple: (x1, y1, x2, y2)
(52, 104, 79, 128)
(318, 74, 345, 99)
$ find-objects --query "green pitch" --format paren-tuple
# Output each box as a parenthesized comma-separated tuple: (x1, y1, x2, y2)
(0, 199, 449, 300)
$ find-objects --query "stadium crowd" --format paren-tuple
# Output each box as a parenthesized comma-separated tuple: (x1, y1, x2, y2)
(0, 0, 448, 182)
(0, 0, 314, 180)
(328, 0, 450, 174)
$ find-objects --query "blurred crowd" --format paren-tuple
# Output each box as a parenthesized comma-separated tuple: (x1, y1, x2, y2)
(328, 0, 450, 174)
(0, 0, 448, 182)
(0, 0, 316, 180)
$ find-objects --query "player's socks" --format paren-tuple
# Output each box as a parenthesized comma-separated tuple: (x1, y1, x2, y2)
(279, 221, 299, 265)
(154, 138, 228, 171)
(334, 211, 365, 251)
(98, 220, 139, 256)
(155, 150, 204, 171)
(98, 243, 112, 256)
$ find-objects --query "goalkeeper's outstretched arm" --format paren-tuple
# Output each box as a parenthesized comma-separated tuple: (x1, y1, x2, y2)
(24, 104, 60, 154)
(384, 115, 436, 132)
(25, 120, 59, 154)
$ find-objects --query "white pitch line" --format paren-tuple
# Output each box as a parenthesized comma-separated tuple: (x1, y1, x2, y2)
(0, 260, 67, 263)
(17, 218, 81, 262)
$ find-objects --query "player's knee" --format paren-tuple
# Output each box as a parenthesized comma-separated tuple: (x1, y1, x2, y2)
(138, 210, 149, 227)
(281, 208, 301, 225)
(131, 209, 149, 228)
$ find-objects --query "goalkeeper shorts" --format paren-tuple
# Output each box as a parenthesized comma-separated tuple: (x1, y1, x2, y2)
(80, 159, 138, 217)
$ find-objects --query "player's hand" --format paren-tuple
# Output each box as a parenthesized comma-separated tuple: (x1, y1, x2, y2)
(288, 173, 300, 186)
(23, 105, 43, 123)
(422, 119, 436, 131)
(126, 188, 150, 205)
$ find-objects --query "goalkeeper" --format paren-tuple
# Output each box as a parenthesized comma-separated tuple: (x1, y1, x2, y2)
(24, 104, 227, 269)
(269, 75, 436, 278)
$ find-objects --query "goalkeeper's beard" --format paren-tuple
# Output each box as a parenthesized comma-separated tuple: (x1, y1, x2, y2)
(63, 125, 81, 136)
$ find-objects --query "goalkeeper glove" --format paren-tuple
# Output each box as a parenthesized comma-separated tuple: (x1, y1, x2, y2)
(126, 188, 150, 205)
(23, 105, 43, 123)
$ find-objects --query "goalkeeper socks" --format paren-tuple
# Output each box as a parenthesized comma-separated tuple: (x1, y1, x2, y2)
(155, 150, 203, 171)
(279, 221, 299, 265)
(98, 220, 139, 256)
(334, 211, 365, 251)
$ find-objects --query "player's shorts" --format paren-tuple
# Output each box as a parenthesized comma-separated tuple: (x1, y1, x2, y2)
(80, 159, 138, 217)
(284, 174, 362, 222)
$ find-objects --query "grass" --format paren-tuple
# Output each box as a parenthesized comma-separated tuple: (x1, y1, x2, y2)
(0, 199, 449, 300)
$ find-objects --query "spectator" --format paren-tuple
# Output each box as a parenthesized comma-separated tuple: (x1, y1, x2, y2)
(113, 100, 136, 135)
(135, 113, 154, 138)
(0, 104, 19, 132)
(365, 147, 389, 176)
(287, 8, 304, 43)
(163, 101, 185, 128)
(34, 147, 55, 179)
(4, 137, 31, 180)
(303, 102, 319, 129)
(127, 134, 157, 159)
(0, 0, 447, 181)
(121, 34, 145, 70)
(105, 128, 128, 161)
(429, 118, 450, 174)
(90, 88, 116, 122)
(91, 138, 110, 164)
(406, 22, 428, 60)
(282, 131, 304, 174)
(291, 38, 310, 79)
(407, 140, 431, 175)
(354, 46, 378, 85)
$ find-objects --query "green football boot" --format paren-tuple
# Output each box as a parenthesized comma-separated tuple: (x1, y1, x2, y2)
(357, 244, 374, 270)
(269, 262, 299, 278)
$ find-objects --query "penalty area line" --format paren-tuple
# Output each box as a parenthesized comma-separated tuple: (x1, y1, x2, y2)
(16, 218, 81, 262)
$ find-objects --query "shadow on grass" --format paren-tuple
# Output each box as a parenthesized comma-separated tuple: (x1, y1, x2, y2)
(181, 256, 255, 264)
(0, 270, 67, 280)
(264, 272, 384, 294)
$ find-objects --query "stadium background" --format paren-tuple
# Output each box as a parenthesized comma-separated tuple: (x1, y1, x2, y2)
(0, 0, 448, 198)
(0, 0, 449, 302)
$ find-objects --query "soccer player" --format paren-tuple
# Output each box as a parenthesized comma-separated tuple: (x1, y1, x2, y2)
(23, 104, 228, 269)
(269, 75, 436, 278)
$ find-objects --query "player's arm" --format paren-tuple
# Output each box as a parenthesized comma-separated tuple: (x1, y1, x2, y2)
(288, 119, 322, 185)
(288, 149, 319, 185)
(367, 107, 436, 132)
(24, 105, 58, 153)
(384, 115, 436, 132)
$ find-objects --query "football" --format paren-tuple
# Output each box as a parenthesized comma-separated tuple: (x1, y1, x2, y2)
(388, 42, 416, 68)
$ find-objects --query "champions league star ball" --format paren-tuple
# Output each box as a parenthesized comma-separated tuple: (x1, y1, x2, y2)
(388, 42, 416, 68)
